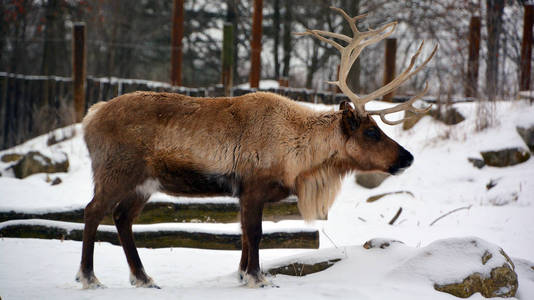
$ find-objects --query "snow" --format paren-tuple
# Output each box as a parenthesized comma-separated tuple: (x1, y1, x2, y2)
(0, 219, 316, 235)
(1, 99, 534, 298)
(236, 80, 280, 90)
(1, 237, 530, 300)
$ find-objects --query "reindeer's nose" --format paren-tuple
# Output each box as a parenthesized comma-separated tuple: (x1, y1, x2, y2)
(389, 147, 413, 175)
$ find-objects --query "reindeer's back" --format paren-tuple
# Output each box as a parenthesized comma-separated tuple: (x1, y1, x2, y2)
(83, 91, 315, 182)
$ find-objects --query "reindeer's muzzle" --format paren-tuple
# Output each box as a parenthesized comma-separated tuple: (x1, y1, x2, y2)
(388, 146, 414, 175)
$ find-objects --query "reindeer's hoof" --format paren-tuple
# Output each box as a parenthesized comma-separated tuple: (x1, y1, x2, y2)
(243, 273, 278, 288)
(76, 269, 106, 289)
(238, 270, 246, 283)
(130, 272, 160, 289)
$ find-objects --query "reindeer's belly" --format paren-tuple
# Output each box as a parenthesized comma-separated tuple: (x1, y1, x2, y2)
(156, 167, 240, 197)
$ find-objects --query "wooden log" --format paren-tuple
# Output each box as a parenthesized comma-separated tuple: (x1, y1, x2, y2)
(249, 0, 263, 88)
(0, 198, 302, 224)
(268, 259, 341, 276)
(72, 23, 86, 122)
(0, 221, 319, 250)
(520, 4, 534, 91)
(466, 16, 481, 98)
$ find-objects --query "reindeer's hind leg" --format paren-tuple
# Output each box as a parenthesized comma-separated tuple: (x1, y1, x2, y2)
(239, 189, 270, 288)
(112, 192, 159, 288)
(76, 189, 118, 289)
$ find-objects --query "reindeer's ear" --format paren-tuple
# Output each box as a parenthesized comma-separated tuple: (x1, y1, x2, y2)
(341, 104, 361, 135)
(339, 100, 353, 111)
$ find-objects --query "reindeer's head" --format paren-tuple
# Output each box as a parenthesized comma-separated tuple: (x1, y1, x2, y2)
(339, 101, 413, 175)
(297, 6, 437, 175)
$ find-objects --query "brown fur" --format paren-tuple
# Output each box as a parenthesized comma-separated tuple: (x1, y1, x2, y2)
(78, 91, 412, 288)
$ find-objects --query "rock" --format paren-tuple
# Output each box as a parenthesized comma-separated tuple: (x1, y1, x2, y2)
(402, 110, 427, 130)
(356, 172, 390, 189)
(416, 238, 517, 298)
(363, 238, 404, 249)
(468, 158, 485, 169)
(51, 177, 62, 185)
(403, 107, 465, 130)
(12, 151, 69, 179)
(1, 153, 22, 163)
(434, 261, 517, 298)
(481, 148, 530, 167)
(430, 107, 465, 125)
(517, 125, 534, 152)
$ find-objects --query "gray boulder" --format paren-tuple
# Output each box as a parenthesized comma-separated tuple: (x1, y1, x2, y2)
(356, 172, 390, 189)
(517, 125, 534, 153)
(481, 148, 530, 167)
(429, 107, 465, 125)
(468, 157, 485, 169)
(12, 151, 69, 179)
(1, 153, 22, 163)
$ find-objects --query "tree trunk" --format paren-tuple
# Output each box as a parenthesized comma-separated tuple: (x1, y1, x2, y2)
(171, 0, 185, 86)
(520, 4, 534, 92)
(485, 0, 504, 101)
(343, 0, 360, 93)
(282, 1, 292, 78)
(466, 16, 481, 98)
(305, 40, 319, 89)
(273, 0, 280, 80)
(41, 0, 62, 76)
(249, 0, 263, 89)
(226, 0, 239, 85)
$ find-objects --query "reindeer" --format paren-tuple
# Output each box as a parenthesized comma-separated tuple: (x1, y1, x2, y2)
(77, 7, 437, 289)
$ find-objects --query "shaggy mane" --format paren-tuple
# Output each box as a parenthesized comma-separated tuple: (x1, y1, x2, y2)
(295, 160, 347, 221)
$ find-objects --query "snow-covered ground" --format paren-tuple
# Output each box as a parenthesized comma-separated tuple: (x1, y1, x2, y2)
(1, 99, 534, 299)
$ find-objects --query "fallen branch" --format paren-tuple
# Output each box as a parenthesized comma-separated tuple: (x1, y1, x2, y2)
(388, 207, 403, 225)
(429, 205, 473, 226)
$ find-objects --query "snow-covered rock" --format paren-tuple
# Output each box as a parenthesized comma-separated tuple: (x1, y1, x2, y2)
(516, 125, 534, 153)
(12, 151, 69, 179)
(480, 148, 530, 167)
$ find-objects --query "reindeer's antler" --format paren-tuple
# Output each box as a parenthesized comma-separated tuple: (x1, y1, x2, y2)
(295, 7, 437, 125)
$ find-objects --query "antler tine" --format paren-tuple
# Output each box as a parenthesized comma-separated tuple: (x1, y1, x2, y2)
(367, 82, 432, 125)
(329, 6, 368, 34)
(358, 42, 438, 106)
(296, 6, 437, 125)
(294, 29, 344, 51)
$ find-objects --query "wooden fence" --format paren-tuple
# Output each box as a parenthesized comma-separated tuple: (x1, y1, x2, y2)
(0, 72, 357, 150)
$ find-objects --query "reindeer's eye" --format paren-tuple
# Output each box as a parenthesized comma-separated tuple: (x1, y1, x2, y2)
(364, 127, 380, 141)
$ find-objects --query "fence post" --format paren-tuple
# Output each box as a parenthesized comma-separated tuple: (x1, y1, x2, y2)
(383, 38, 397, 102)
(278, 77, 288, 88)
(73, 23, 86, 123)
(171, 0, 185, 86)
(249, 0, 263, 89)
(520, 4, 534, 92)
(466, 16, 481, 98)
(222, 23, 234, 96)
(0, 75, 6, 149)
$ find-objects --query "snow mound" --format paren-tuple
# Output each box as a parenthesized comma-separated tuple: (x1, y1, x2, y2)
(390, 237, 514, 285)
